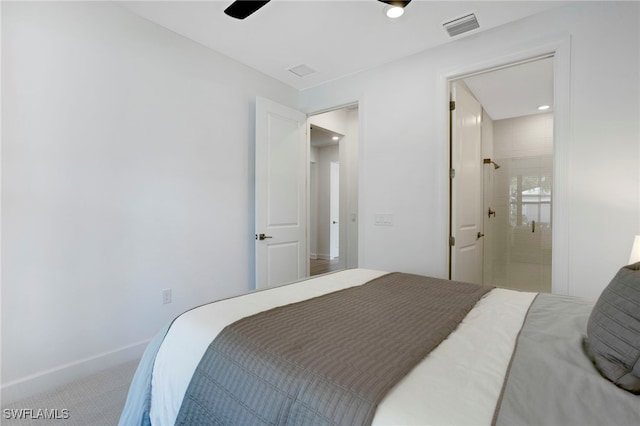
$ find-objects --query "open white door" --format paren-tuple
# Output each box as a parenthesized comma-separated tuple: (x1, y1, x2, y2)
(255, 97, 308, 289)
(450, 82, 484, 284)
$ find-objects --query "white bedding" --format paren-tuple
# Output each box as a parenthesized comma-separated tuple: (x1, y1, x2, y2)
(150, 269, 536, 425)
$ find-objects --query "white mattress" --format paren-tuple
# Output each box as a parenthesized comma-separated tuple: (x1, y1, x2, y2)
(150, 269, 536, 425)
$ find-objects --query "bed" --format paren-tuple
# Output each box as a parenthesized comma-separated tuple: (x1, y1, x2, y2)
(120, 267, 639, 425)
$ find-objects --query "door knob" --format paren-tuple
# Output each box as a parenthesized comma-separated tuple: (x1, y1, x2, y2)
(256, 233, 272, 240)
(477, 232, 485, 239)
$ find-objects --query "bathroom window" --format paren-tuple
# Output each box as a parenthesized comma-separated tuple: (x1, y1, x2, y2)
(509, 174, 552, 228)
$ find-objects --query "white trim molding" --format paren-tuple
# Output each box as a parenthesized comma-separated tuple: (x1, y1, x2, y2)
(0, 339, 149, 404)
(443, 36, 572, 295)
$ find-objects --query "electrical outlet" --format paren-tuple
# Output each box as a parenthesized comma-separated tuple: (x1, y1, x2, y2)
(162, 289, 172, 304)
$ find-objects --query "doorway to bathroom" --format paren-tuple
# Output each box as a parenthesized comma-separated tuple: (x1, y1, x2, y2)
(450, 56, 554, 293)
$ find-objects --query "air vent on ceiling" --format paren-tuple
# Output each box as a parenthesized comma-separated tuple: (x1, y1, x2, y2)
(288, 64, 317, 78)
(443, 13, 480, 37)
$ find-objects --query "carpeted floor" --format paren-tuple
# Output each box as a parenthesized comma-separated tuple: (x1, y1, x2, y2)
(1, 360, 139, 426)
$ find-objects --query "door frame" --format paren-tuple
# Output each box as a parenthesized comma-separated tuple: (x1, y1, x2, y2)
(443, 38, 571, 294)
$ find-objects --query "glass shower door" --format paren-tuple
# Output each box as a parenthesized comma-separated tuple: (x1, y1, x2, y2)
(489, 155, 552, 292)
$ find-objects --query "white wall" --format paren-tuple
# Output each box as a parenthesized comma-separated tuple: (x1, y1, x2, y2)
(494, 113, 554, 159)
(315, 145, 340, 259)
(344, 109, 360, 269)
(310, 109, 349, 135)
(309, 157, 319, 258)
(300, 2, 640, 300)
(1, 1, 298, 401)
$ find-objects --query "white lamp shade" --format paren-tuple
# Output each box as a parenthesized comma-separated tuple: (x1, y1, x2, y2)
(629, 235, 640, 264)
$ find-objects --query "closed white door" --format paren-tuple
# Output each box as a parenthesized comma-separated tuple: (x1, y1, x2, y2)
(255, 97, 308, 289)
(330, 161, 340, 259)
(451, 82, 483, 284)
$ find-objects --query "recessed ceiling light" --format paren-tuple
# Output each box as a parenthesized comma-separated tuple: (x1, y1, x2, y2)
(332, 136, 340, 141)
(538, 105, 551, 111)
(386, 6, 404, 18)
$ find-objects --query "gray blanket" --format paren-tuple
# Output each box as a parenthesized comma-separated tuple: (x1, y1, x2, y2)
(175, 272, 491, 425)
(493, 294, 640, 426)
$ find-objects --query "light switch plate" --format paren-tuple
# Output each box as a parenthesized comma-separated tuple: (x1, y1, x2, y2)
(374, 213, 394, 226)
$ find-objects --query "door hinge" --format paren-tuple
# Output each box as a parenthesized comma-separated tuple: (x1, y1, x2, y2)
(449, 101, 456, 111)
(449, 168, 456, 179)
(449, 236, 456, 247)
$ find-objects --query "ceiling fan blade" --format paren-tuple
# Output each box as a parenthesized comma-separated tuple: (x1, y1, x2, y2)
(377, 0, 412, 7)
(224, 1, 271, 20)
(225, 0, 410, 21)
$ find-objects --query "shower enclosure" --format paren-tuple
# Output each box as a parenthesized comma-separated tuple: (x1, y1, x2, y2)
(485, 156, 552, 293)
(483, 111, 553, 293)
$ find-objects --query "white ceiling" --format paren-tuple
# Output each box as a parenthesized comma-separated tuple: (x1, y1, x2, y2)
(311, 124, 343, 148)
(463, 56, 555, 120)
(119, 0, 565, 119)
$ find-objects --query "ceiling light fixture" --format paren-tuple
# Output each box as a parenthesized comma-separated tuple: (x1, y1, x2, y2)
(538, 105, 551, 111)
(332, 136, 340, 141)
(379, 1, 412, 19)
(386, 6, 404, 18)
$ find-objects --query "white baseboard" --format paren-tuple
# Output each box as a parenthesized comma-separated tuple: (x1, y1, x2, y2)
(1, 339, 149, 405)
(310, 253, 318, 260)
(316, 253, 331, 260)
